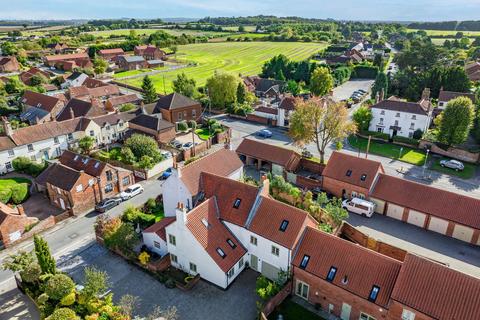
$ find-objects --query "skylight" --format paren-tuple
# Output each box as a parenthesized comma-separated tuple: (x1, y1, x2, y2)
(226, 238, 236, 249)
(74, 155, 79, 161)
(201, 218, 210, 228)
(279, 220, 289, 232)
(300, 255, 310, 269)
(216, 248, 226, 258)
(360, 174, 367, 181)
(233, 198, 241, 209)
(368, 285, 380, 302)
(346, 170, 352, 177)
(327, 266, 337, 282)
(94, 162, 100, 169)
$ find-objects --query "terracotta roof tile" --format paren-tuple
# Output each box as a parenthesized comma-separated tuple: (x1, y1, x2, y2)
(180, 149, 243, 195)
(371, 174, 480, 229)
(45, 52, 89, 62)
(143, 217, 176, 241)
(186, 198, 247, 272)
(22, 90, 61, 112)
(391, 253, 480, 319)
(99, 48, 124, 55)
(0, 136, 15, 151)
(248, 196, 317, 249)
(236, 139, 301, 171)
(322, 151, 383, 190)
(59, 150, 107, 177)
(154, 93, 200, 111)
(106, 94, 141, 107)
(293, 227, 402, 308)
(83, 77, 108, 89)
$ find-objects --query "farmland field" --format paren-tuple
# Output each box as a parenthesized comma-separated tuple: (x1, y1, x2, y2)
(121, 41, 327, 93)
(85, 28, 233, 38)
(407, 28, 480, 37)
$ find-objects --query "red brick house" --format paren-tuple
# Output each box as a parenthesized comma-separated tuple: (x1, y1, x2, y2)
(19, 67, 52, 86)
(46, 43, 69, 54)
(116, 55, 147, 71)
(322, 151, 384, 199)
(98, 48, 125, 61)
(44, 52, 91, 67)
(128, 114, 176, 143)
(292, 226, 402, 320)
(153, 93, 202, 123)
(20, 90, 65, 124)
(134, 45, 166, 60)
(0, 56, 20, 72)
(0, 203, 38, 248)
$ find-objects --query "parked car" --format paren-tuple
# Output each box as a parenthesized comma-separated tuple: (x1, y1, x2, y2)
(342, 198, 376, 218)
(159, 168, 172, 180)
(120, 184, 144, 200)
(256, 129, 273, 138)
(170, 140, 182, 149)
(182, 142, 194, 150)
(161, 151, 172, 159)
(302, 148, 313, 158)
(95, 197, 122, 213)
(440, 159, 464, 171)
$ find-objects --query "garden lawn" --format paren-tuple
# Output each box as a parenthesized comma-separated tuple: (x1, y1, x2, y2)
(195, 128, 214, 140)
(96, 147, 126, 162)
(268, 298, 325, 320)
(431, 158, 477, 179)
(113, 66, 165, 79)
(123, 41, 327, 93)
(348, 136, 426, 166)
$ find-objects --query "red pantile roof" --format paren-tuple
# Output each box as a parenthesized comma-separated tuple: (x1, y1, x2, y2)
(59, 150, 107, 177)
(83, 77, 108, 89)
(44, 52, 89, 63)
(293, 226, 402, 308)
(22, 90, 61, 112)
(371, 174, 480, 229)
(99, 48, 124, 55)
(143, 217, 176, 241)
(179, 148, 243, 195)
(186, 198, 247, 272)
(322, 151, 384, 190)
(106, 94, 141, 107)
(236, 139, 301, 172)
(255, 106, 278, 115)
(391, 253, 480, 320)
(248, 196, 317, 249)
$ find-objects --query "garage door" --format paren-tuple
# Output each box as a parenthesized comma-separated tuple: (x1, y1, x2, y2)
(407, 210, 426, 228)
(261, 261, 281, 281)
(452, 224, 474, 243)
(428, 217, 449, 235)
(370, 198, 385, 214)
(386, 203, 404, 220)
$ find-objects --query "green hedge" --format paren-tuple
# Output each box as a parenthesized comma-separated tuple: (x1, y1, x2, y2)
(360, 131, 390, 140)
(333, 66, 352, 85)
(393, 136, 420, 147)
(351, 65, 379, 79)
(12, 157, 47, 177)
(11, 183, 29, 204)
(0, 189, 12, 204)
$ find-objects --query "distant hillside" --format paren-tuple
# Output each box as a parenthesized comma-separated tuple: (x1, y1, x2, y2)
(408, 20, 480, 31)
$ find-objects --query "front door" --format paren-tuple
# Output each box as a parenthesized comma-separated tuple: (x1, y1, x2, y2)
(59, 198, 66, 210)
(340, 303, 351, 320)
(43, 150, 49, 160)
(295, 281, 309, 300)
(250, 254, 258, 271)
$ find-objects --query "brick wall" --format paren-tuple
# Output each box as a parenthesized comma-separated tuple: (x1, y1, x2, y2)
(387, 301, 433, 320)
(419, 140, 479, 163)
(296, 175, 322, 190)
(262, 281, 292, 317)
(293, 266, 389, 320)
(322, 176, 370, 199)
(169, 105, 202, 123)
(300, 159, 326, 175)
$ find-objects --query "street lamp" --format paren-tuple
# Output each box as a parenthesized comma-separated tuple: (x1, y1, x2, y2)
(398, 147, 403, 159)
(423, 149, 430, 178)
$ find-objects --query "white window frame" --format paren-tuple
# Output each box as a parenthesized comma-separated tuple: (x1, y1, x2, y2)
(401, 309, 416, 320)
(168, 234, 176, 246)
(227, 267, 235, 279)
(8, 149, 14, 157)
(271, 245, 280, 257)
(153, 241, 161, 248)
(360, 313, 376, 320)
(170, 253, 178, 263)
(238, 257, 244, 269)
(189, 262, 197, 273)
(27, 144, 34, 152)
(295, 280, 309, 300)
(250, 235, 257, 246)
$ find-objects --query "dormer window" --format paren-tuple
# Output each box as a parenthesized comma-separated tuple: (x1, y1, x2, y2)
(279, 220, 289, 232)
(300, 255, 310, 269)
(360, 174, 367, 181)
(346, 170, 352, 177)
(233, 198, 241, 209)
(226, 238, 236, 249)
(368, 285, 380, 302)
(216, 248, 226, 258)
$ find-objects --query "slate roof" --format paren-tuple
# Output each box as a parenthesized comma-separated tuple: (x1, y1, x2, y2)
(255, 79, 285, 93)
(121, 55, 145, 63)
(143, 217, 176, 241)
(154, 93, 199, 112)
(371, 174, 480, 229)
(129, 114, 174, 132)
(19, 107, 50, 123)
(57, 98, 107, 121)
(438, 90, 476, 103)
(371, 97, 430, 115)
(391, 253, 480, 320)
(292, 226, 402, 308)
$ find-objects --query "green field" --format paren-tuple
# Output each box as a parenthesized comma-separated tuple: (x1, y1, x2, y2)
(122, 41, 327, 93)
(407, 28, 480, 37)
(86, 28, 233, 38)
(113, 66, 166, 79)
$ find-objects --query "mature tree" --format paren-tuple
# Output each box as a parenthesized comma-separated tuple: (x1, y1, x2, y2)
(30, 74, 48, 86)
(20, 263, 42, 283)
(373, 53, 384, 69)
(172, 73, 196, 98)
(286, 80, 300, 96)
(236, 82, 246, 104)
(0, 41, 18, 55)
(82, 266, 109, 301)
(438, 97, 475, 146)
(2, 250, 35, 272)
(141, 75, 157, 104)
(309, 67, 334, 97)
(238, 25, 245, 32)
(34, 235, 56, 275)
(352, 105, 373, 132)
(124, 133, 162, 161)
(206, 72, 238, 109)
(93, 56, 108, 75)
(5, 78, 23, 94)
(371, 72, 388, 99)
(442, 66, 471, 93)
(396, 39, 440, 72)
(261, 54, 291, 80)
(78, 136, 95, 154)
(289, 97, 357, 163)
(293, 60, 312, 83)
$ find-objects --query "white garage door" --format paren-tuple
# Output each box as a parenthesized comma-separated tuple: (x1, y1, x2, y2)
(428, 217, 449, 235)
(407, 210, 426, 228)
(386, 203, 404, 220)
(452, 224, 474, 243)
(370, 198, 385, 214)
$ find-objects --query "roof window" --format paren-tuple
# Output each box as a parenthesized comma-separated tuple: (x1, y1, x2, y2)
(360, 174, 367, 181)
(346, 170, 352, 177)
(300, 255, 310, 269)
(279, 220, 289, 232)
(233, 198, 241, 209)
(226, 238, 236, 249)
(216, 248, 226, 258)
(327, 266, 337, 282)
(368, 285, 380, 302)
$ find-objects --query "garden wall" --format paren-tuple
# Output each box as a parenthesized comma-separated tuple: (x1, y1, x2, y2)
(261, 281, 292, 317)
(419, 140, 480, 163)
(296, 175, 322, 190)
(299, 158, 326, 174)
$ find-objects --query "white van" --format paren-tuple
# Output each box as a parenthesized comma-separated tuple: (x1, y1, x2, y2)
(342, 198, 376, 218)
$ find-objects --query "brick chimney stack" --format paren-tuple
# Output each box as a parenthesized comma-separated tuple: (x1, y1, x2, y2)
(69, 107, 75, 119)
(421, 88, 431, 101)
(2, 117, 13, 137)
(379, 88, 385, 102)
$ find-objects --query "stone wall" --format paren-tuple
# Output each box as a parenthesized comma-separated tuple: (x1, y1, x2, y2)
(419, 140, 479, 163)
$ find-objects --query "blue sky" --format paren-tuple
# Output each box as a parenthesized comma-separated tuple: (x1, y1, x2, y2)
(3, 0, 480, 21)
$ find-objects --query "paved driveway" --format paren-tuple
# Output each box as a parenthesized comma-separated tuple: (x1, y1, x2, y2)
(58, 243, 260, 320)
(0, 287, 39, 320)
(332, 79, 374, 102)
(347, 213, 480, 278)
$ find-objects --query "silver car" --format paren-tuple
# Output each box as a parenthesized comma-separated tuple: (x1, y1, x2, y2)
(440, 159, 464, 171)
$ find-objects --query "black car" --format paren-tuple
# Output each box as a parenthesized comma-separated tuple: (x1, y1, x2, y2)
(95, 198, 122, 213)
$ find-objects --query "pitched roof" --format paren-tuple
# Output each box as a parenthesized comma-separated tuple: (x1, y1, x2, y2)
(248, 196, 317, 249)
(391, 253, 480, 320)
(201, 172, 259, 227)
(322, 151, 383, 190)
(292, 226, 402, 308)
(186, 198, 247, 273)
(129, 114, 174, 132)
(20, 107, 50, 123)
(179, 148, 243, 195)
(278, 96, 296, 111)
(371, 174, 480, 229)
(41, 163, 85, 191)
(68, 85, 90, 98)
(59, 150, 107, 177)
(22, 90, 61, 112)
(99, 48, 124, 55)
(106, 94, 141, 107)
(10, 117, 90, 145)
(255, 106, 278, 115)
(236, 139, 301, 171)
(83, 77, 108, 89)
(371, 98, 429, 115)
(255, 79, 285, 93)
(66, 71, 85, 81)
(0, 136, 15, 151)
(438, 90, 476, 103)
(44, 52, 89, 62)
(19, 67, 50, 85)
(91, 112, 136, 127)
(154, 93, 199, 111)
(88, 85, 120, 98)
(120, 55, 145, 63)
(143, 217, 176, 241)
(57, 98, 107, 121)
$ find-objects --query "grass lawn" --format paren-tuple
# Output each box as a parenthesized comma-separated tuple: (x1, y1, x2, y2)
(113, 66, 166, 79)
(268, 298, 325, 320)
(406, 28, 480, 37)
(195, 128, 214, 140)
(431, 158, 477, 179)
(96, 147, 126, 162)
(348, 136, 426, 166)
(0, 177, 31, 188)
(123, 41, 327, 94)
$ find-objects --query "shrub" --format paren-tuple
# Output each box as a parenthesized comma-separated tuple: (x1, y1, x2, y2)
(177, 121, 188, 132)
(165, 278, 176, 289)
(413, 129, 424, 140)
(187, 120, 197, 128)
(138, 251, 150, 265)
(0, 189, 12, 204)
(11, 183, 29, 204)
(45, 308, 79, 320)
(12, 156, 46, 177)
(351, 64, 379, 79)
(255, 275, 280, 301)
(37, 293, 49, 305)
(393, 136, 420, 146)
(45, 274, 75, 300)
(119, 103, 136, 112)
(124, 134, 162, 162)
(138, 155, 154, 169)
(20, 262, 42, 283)
(60, 292, 76, 306)
(120, 147, 136, 165)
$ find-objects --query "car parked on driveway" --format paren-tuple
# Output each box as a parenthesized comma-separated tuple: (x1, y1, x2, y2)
(120, 184, 144, 200)
(182, 142, 194, 150)
(342, 198, 376, 218)
(159, 168, 172, 180)
(95, 197, 122, 213)
(256, 129, 273, 138)
(440, 159, 465, 171)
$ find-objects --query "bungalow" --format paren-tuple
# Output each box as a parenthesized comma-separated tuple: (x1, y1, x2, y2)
(98, 48, 125, 61)
(162, 148, 244, 216)
(19, 90, 65, 125)
(116, 55, 147, 71)
(0, 56, 20, 72)
(322, 151, 384, 199)
(128, 114, 176, 144)
(153, 93, 202, 123)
